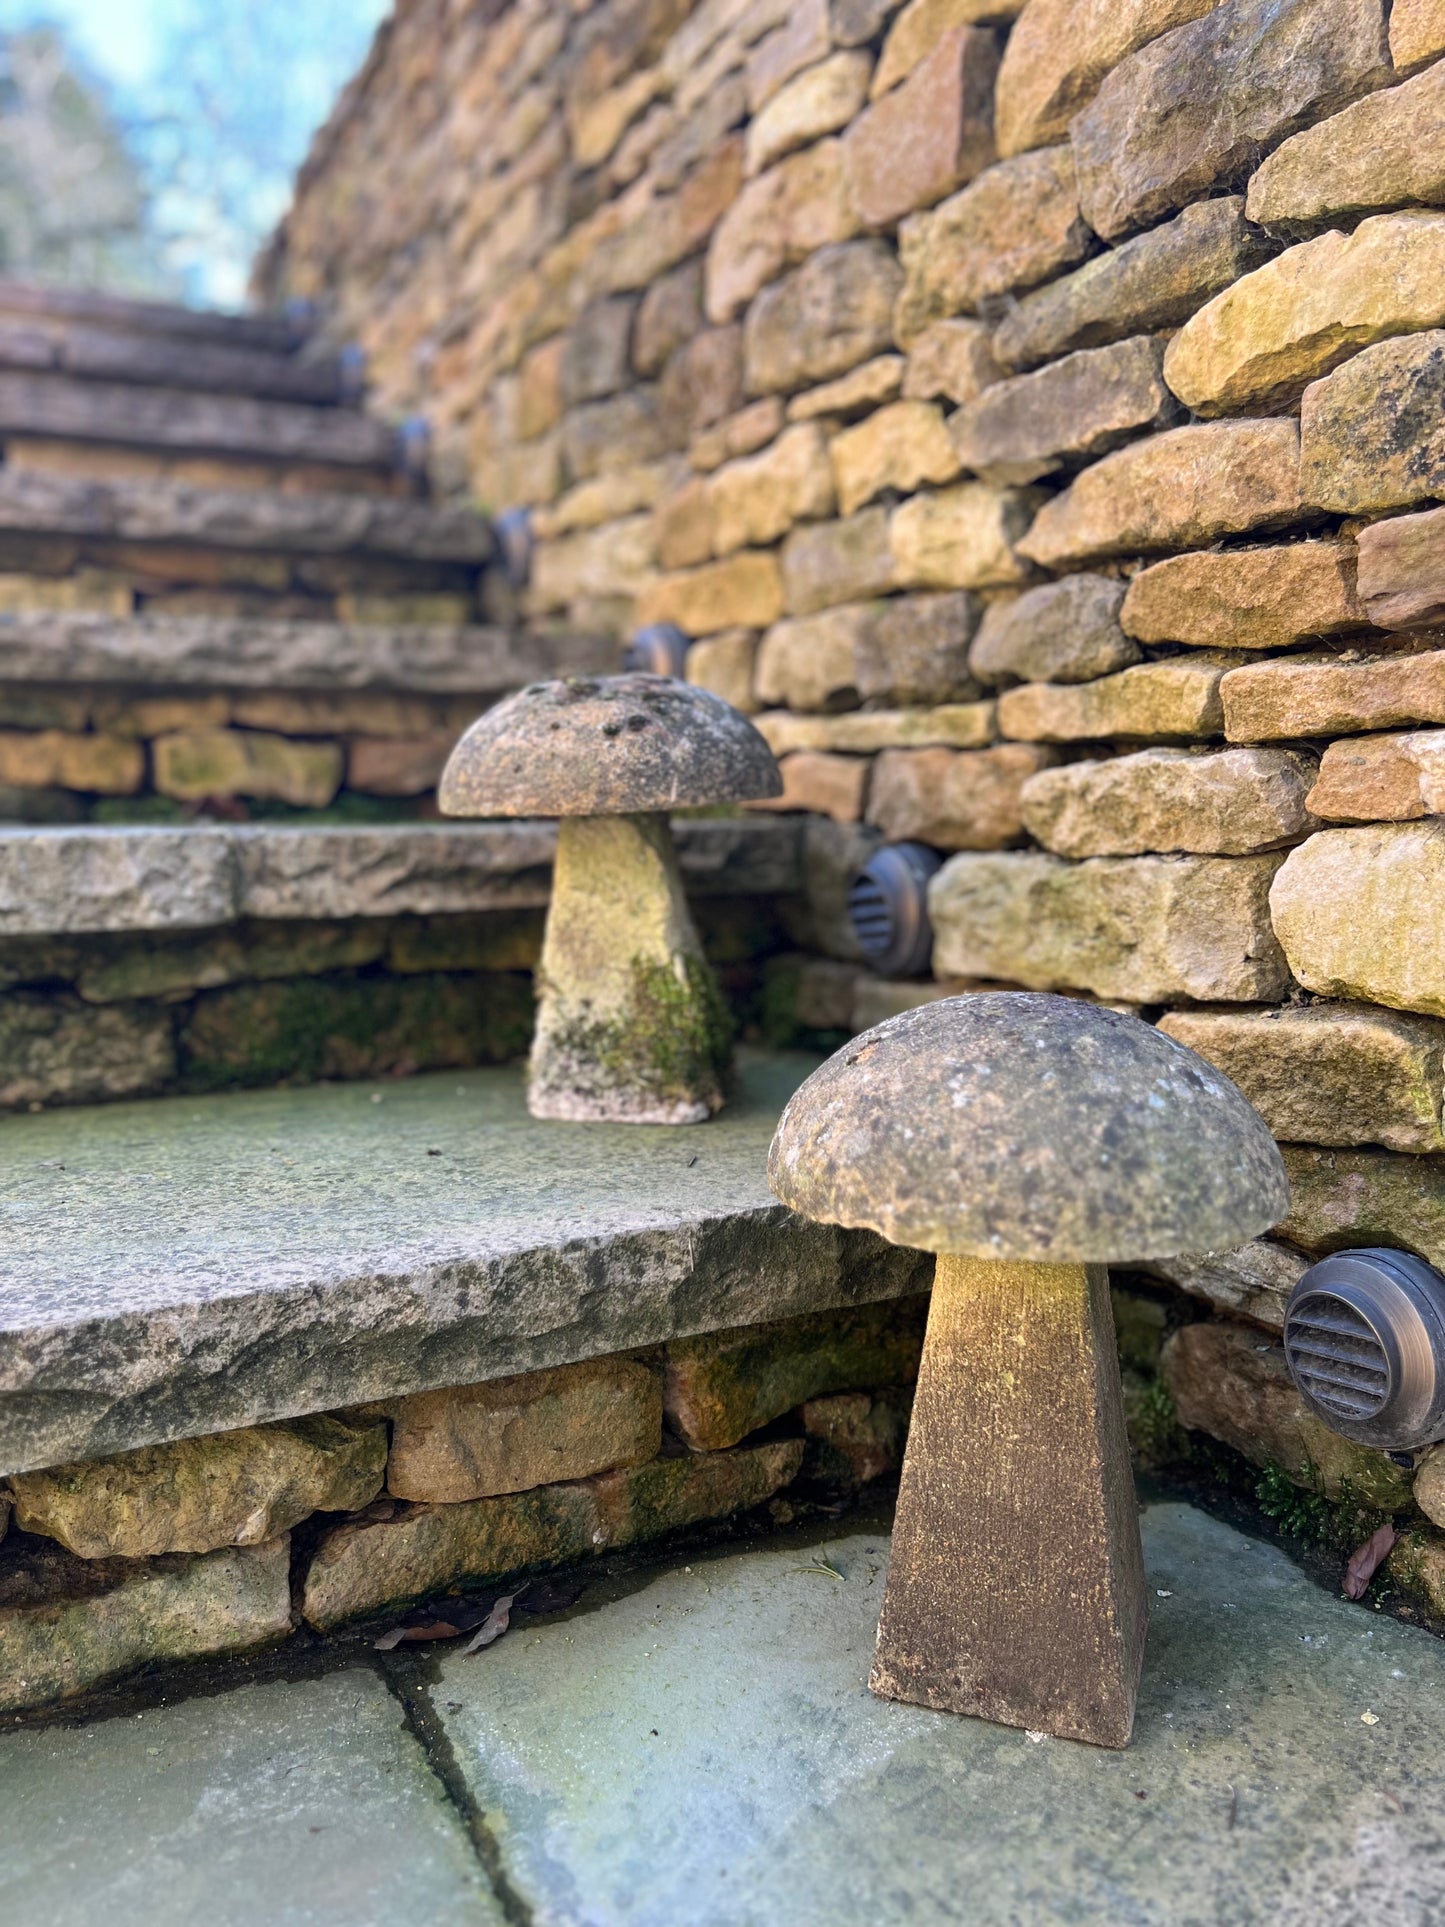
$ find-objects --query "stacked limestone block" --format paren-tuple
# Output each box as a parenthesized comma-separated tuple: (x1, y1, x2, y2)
(0, 1303, 920, 1712)
(263, 0, 1445, 1596)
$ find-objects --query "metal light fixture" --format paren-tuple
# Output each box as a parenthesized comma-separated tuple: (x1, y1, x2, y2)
(492, 507, 535, 591)
(848, 842, 941, 978)
(337, 343, 368, 404)
(1284, 1248, 1445, 1452)
(398, 414, 432, 491)
(625, 623, 690, 679)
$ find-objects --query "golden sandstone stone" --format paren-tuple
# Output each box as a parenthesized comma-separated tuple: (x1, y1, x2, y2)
(842, 24, 998, 230)
(1221, 649, 1445, 742)
(1308, 730, 1445, 821)
(1245, 61, 1445, 229)
(1390, 0, 1445, 71)
(1121, 541, 1364, 650)
(998, 654, 1239, 743)
(1020, 746, 1319, 858)
(866, 742, 1053, 848)
(746, 51, 871, 175)
(831, 400, 960, 514)
(1270, 822, 1445, 1016)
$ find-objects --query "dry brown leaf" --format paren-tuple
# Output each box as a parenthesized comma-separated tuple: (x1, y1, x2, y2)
(462, 1591, 517, 1654)
(1343, 1522, 1398, 1601)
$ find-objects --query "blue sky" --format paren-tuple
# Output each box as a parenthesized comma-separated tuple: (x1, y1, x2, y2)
(0, 0, 391, 304)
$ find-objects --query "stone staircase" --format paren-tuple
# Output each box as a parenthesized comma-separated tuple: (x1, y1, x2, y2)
(0, 284, 810, 1108)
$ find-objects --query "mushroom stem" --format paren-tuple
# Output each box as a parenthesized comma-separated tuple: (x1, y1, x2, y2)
(871, 1253, 1147, 1748)
(529, 811, 731, 1125)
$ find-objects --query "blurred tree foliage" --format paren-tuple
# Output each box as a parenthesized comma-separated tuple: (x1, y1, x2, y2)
(0, 27, 172, 291)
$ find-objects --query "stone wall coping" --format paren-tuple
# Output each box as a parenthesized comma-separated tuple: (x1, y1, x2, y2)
(0, 816, 802, 936)
(0, 1052, 925, 1475)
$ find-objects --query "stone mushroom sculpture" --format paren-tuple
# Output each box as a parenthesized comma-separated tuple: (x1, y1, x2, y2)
(768, 993, 1287, 1748)
(439, 673, 782, 1124)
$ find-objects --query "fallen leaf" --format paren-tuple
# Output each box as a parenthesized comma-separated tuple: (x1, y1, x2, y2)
(462, 1592, 518, 1654)
(1361, 1710, 1380, 1726)
(1343, 1523, 1398, 1601)
(794, 1556, 845, 1582)
(374, 1619, 464, 1651)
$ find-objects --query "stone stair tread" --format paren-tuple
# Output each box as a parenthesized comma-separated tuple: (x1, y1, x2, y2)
(0, 315, 351, 406)
(0, 1049, 908, 1477)
(0, 371, 398, 469)
(0, 468, 493, 561)
(0, 816, 803, 934)
(0, 277, 306, 353)
(0, 610, 607, 692)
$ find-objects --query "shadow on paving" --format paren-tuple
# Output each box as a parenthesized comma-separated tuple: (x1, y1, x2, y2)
(2, 1499, 1444, 1925)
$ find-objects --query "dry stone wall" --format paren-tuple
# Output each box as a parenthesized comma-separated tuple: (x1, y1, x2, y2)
(265, 0, 1445, 1569)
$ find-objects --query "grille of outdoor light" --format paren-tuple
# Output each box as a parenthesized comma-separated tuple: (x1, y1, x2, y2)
(1284, 1249, 1445, 1452)
(624, 623, 690, 679)
(847, 843, 941, 978)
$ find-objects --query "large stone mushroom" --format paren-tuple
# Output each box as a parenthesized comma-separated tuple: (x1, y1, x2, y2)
(768, 993, 1287, 1747)
(439, 673, 782, 1124)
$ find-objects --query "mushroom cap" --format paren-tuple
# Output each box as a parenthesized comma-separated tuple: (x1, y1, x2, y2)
(439, 673, 783, 818)
(768, 993, 1289, 1263)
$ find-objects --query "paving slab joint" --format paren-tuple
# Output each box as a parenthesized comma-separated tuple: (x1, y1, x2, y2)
(377, 1655, 536, 1926)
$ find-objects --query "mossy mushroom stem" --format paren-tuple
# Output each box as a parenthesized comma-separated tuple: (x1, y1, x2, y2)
(438, 673, 781, 1125)
(768, 993, 1289, 1748)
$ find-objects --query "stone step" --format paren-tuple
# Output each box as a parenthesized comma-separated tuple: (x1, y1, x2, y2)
(0, 467, 492, 563)
(0, 277, 306, 353)
(0, 1050, 917, 1476)
(0, 371, 399, 472)
(0, 611, 602, 693)
(0, 817, 801, 935)
(0, 315, 353, 406)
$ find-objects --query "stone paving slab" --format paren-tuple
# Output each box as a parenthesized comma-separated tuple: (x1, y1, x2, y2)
(0, 1668, 498, 1926)
(0, 1051, 925, 1475)
(436, 1502, 1445, 1926)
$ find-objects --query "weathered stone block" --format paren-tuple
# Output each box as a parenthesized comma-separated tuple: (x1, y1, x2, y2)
(930, 849, 1290, 1001)
(660, 326, 745, 440)
(1414, 1449, 1445, 1528)
(0, 1535, 293, 1714)
(386, 1358, 661, 1504)
(179, 970, 534, 1092)
(759, 592, 984, 710)
(756, 701, 996, 754)
(787, 356, 904, 422)
(889, 483, 1036, 590)
(747, 0, 831, 112)
(867, 743, 1054, 848)
(1281, 1143, 1445, 1271)
(705, 138, 859, 323)
(0, 993, 175, 1108)
(561, 297, 636, 407)
(1388, 1530, 1445, 1615)
(637, 551, 785, 633)
(1221, 649, 1445, 743)
(1159, 1003, 1445, 1154)
(689, 397, 782, 473)
(998, 654, 1237, 743)
(686, 630, 758, 712)
(9, 1416, 385, 1559)
(1072, 0, 1393, 242)
(756, 605, 867, 711)
(633, 260, 703, 379)
(707, 424, 837, 556)
(1122, 542, 1363, 652)
(1143, 1239, 1309, 1334)
(562, 387, 671, 480)
(994, 0, 1217, 158)
(873, 0, 1016, 95)
(753, 750, 869, 822)
(589, 1439, 804, 1546)
(301, 1442, 802, 1629)
(746, 51, 871, 175)
(1017, 420, 1303, 570)
(529, 514, 657, 608)
(969, 575, 1137, 686)
(0, 729, 143, 796)
(744, 240, 902, 397)
(1165, 214, 1445, 417)
(1021, 747, 1318, 858)
(893, 145, 1092, 347)
(1391, 0, 1445, 71)
(781, 508, 895, 615)
(153, 729, 343, 808)
(831, 400, 960, 515)
(1357, 506, 1445, 631)
(993, 197, 1275, 374)
(842, 25, 998, 230)
(801, 1387, 912, 1484)
(902, 318, 1001, 405)
(1246, 63, 1445, 231)
(1270, 822, 1445, 1018)
(952, 336, 1174, 487)
(663, 1299, 927, 1451)
(1300, 330, 1445, 515)
(1162, 1321, 1408, 1507)
(1308, 729, 1445, 823)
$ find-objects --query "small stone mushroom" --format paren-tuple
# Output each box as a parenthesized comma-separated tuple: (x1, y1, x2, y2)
(439, 673, 782, 1124)
(768, 993, 1287, 1748)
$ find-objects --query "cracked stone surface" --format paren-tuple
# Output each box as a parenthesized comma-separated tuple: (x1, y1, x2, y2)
(0, 1668, 497, 1926)
(0, 1051, 926, 1475)
(2, 1502, 1444, 1924)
